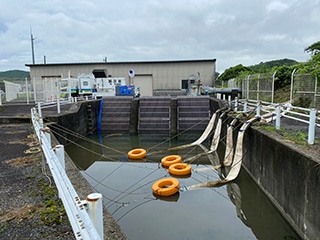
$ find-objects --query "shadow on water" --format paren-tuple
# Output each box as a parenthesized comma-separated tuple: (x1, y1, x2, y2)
(65, 132, 301, 240)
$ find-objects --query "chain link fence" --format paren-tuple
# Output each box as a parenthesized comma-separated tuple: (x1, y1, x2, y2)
(291, 73, 319, 109)
(232, 70, 320, 110)
(1, 77, 73, 105)
(241, 73, 275, 103)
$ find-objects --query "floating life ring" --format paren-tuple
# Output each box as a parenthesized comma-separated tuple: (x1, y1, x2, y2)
(24, 147, 41, 154)
(152, 178, 180, 196)
(161, 155, 182, 167)
(169, 163, 192, 176)
(128, 148, 147, 159)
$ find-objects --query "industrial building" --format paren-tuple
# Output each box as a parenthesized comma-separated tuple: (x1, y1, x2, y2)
(26, 59, 216, 97)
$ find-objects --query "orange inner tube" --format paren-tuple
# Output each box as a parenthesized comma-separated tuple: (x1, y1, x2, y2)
(161, 155, 182, 167)
(169, 163, 192, 176)
(152, 178, 180, 196)
(128, 148, 147, 159)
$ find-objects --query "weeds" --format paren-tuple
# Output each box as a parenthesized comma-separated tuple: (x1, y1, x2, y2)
(260, 125, 310, 146)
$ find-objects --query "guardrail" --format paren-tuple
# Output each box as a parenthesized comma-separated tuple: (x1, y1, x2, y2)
(230, 98, 319, 145)
(35, 95, 97, 116)
(31, 107, 103, 239)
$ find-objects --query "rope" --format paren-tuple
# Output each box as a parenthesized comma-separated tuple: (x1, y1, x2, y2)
(50, 128, 118, 161)
(146, 115, 213, 153)
(48, 122, 126, 155)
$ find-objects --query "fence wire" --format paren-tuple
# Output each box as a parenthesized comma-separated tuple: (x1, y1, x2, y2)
(291, 74, 319, 109)
(238, 70, 319, 110)
(1, 77, 72, 104)
(241, 74, 274, 103)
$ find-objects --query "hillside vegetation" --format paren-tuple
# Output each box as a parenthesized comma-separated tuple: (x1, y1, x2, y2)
(217, 58, 299, 83)
(0, 70, 30, 81)
(218, 41, 320, 87)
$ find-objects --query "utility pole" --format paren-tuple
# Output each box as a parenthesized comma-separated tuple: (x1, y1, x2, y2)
(30, 27, 35, 64)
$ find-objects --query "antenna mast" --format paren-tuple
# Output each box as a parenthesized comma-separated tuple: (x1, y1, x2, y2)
(30, 27, 35, 64)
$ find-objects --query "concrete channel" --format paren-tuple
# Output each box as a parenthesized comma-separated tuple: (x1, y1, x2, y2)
(2, 97, 319, 240)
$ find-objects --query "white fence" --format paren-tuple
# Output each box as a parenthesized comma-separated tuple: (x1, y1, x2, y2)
(230, 98, 319, 145)
(31, 107, 103, 239)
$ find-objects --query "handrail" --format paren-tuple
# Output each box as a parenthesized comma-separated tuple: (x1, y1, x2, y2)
(31, 107, 103, 239)
(231, 99, 319, 145)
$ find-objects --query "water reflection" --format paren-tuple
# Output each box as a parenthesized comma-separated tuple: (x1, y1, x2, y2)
(65, 132, 300, 240)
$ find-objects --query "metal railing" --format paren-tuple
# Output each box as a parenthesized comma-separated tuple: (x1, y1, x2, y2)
(230, 98, 319, 145)
(31, 107, 103, 239)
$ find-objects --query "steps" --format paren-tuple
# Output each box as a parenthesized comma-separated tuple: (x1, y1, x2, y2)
(99, 96, 133, 132)
(138, 97, 171, 134)
(177, 96, 210, 132)
(98, 96, 211, 134)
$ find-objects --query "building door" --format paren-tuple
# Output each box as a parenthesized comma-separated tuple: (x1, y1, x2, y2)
(133, 75, 153, 96)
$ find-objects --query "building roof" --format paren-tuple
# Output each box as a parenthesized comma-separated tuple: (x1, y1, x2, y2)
(25, 59, 216, 67)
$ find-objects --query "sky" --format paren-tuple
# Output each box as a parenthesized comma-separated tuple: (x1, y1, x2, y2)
(0, 0, 319, 74)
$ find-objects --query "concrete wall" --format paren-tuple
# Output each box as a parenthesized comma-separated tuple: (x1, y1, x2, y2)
(44, 100, 100, 144)
(241, 126, 320, 240)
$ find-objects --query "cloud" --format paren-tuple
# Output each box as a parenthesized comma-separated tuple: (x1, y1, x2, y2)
(266, 1, 289, 12)
(0, 0, 318, 72)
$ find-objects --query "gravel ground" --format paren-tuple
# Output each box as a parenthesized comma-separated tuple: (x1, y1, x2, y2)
(0, 104, 127, 240)
(0, 123, 74, 239)
(0, 122, 127, 240)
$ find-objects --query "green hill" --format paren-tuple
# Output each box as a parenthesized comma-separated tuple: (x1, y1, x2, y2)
(249, 58, 298, 72)
(0, 70, 30, 81)
(217, 58, 299, 82)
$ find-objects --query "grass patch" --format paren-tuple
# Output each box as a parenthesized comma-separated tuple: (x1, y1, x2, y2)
(39, 199, 66, 226)
(260, 125, 309, 146)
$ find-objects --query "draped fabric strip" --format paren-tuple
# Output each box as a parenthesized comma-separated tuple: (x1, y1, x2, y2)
(169, 110, 218, 151)
(188, 117, 258, 189)
(223, 116, 240, 166)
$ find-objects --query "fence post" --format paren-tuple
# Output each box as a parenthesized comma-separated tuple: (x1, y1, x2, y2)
(256, 101, 261, 116)
(234, 97, 238, 112)
(33, 77, 37, 102)
(57, 97, 61, 114)
(276, 105, 281, 130)
(272, 71, 276, 104)
(42, 127, 51, 147)
(308, 109, 316, 145)
(243, 100, 247, 113)
(290, 69, 297, 104)
(25, 77, 29, 104)
(53, 144, 65, 199)
(54, 145, 65, 170)
(87, 193, 104, 239)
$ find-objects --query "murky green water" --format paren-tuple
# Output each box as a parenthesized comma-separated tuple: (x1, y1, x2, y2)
(65, 132, 301, 240)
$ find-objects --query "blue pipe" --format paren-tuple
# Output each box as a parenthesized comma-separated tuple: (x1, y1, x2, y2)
(97, 98, 103, 132)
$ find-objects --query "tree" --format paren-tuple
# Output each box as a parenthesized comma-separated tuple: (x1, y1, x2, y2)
(217, 64, 252, 82)
(274, 65, 295, 89)
(304, 41, 320, 56)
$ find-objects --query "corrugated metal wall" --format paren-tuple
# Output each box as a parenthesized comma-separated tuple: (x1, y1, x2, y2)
(28, 60, 216, 91)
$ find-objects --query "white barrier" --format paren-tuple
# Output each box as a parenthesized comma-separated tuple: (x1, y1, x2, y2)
(232, 99, 319, 145)
(31, 108, 103, 240)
